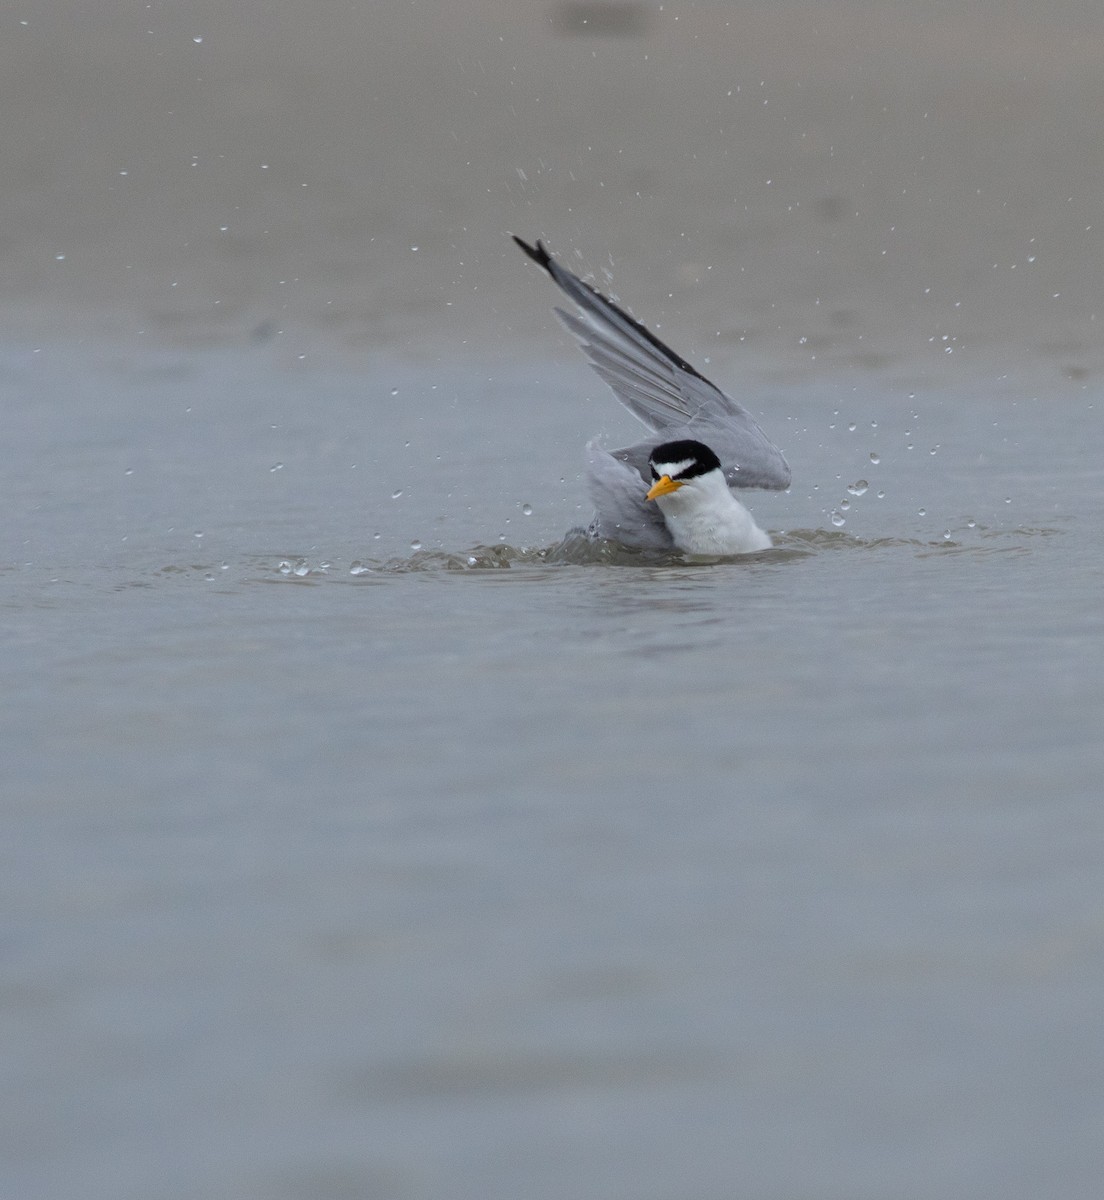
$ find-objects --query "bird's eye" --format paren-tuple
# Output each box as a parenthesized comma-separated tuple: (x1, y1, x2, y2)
(649, 466, 659, 481)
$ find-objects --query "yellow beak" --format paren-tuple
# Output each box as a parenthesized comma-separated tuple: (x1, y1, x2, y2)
(646, 474, 683, 502)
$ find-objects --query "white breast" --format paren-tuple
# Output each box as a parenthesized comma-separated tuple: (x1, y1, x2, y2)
(653, 469, 772, 556)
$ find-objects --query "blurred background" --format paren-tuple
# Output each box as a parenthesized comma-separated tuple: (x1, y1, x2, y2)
(6, 0, 1104, 384)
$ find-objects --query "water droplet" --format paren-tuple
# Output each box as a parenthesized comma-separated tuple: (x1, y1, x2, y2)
(390, 387, 399, 397)
(194, 531, 203, 539)
(829, 510, 846, 527)
(204, 572, 215, 582)
(868, 451, 880, 464)
(967, 519, 976, 528)
(270, 462, 284, 472)
(54, 253, 66, 262)
(373, 532, 381, 540)
(391, 489, 403, 500)
(847, 480, 869, 496)
(918, 508, 926, 516)
(876, 490, 885, 499)
(839, 499, 851, 511)
(929, 446, 939, 456)
(278, 560, 292, 575)
(521, 503, 533, 516)
(192, 35, 203, 44)
(220, 562, 229, 571)
(293, 561, 309, 577)
(848, 422, 857, 432)
(410, 245, 419, 252)
(349, 562, 371, 576)
(410, 539, 422, 551)
(124, 468, 134, 476)
(943, 530, 951, 540)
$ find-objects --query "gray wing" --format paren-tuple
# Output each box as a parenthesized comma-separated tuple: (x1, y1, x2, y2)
(584, 440, 676, 550)
(513, 236, 790, 491)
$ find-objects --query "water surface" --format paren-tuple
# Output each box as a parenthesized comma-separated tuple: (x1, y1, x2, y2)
(4, 3, 1104, 1198)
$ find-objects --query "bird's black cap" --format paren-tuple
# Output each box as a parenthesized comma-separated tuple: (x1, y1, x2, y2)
(648, 439, 722, 479)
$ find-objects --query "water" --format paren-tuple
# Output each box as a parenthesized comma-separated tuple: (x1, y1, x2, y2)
(6, 343, 1102, 1200)
(5, 4, 1104, 1199)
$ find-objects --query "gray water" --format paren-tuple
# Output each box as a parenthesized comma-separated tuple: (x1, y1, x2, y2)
(5, 4, 1104, 1199)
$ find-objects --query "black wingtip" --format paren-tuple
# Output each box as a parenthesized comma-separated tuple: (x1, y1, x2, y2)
(512, 234, 553, 272)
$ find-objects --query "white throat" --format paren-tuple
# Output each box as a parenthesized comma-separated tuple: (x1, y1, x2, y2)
(654, 469, 772, 556)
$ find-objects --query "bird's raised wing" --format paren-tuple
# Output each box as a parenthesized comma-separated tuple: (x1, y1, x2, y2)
(513, 236, 790, 490)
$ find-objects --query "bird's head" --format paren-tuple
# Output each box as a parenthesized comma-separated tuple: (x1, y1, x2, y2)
(645, 440, 724, 502)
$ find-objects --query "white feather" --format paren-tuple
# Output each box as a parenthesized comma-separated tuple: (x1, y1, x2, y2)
(651, 467, 773, 556)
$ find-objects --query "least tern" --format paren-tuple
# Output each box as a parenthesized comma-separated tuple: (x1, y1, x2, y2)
(514, 236, 789, 555)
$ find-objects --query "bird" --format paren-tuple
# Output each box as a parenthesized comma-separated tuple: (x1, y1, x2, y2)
(513, 236, 789, 556)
